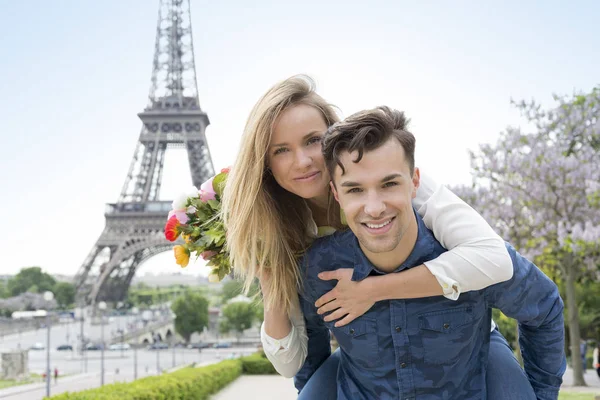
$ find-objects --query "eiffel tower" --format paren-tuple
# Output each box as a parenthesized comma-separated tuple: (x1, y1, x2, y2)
(74, 0, 214, 305)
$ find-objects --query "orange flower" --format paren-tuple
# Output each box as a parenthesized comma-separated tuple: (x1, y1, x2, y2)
(173, 245, 190, 268)
(164, 215, 181, 242)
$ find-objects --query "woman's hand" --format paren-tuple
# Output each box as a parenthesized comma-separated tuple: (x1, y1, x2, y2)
(315, 269, 375, 327)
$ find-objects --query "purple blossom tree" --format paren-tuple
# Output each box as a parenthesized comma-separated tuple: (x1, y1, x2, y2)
(456, 87, 600, 386)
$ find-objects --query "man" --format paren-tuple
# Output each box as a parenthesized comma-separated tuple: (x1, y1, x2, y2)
(295, 106, 566, 399)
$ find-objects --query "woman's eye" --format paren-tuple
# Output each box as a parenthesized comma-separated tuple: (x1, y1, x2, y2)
(273, 147, 288, 155)
(307, 136, 322, 145)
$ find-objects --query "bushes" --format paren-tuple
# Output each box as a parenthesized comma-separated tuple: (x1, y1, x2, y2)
(47, 353, 278, 400)
(47, 359, 242, 400)
(240, 352, 277, 375)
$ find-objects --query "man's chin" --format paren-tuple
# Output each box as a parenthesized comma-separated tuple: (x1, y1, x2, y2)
(358, 237, 399, 254)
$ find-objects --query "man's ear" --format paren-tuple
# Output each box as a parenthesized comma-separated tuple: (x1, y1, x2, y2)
(330, 181, 340, 203)
(412, 167, 420, 198)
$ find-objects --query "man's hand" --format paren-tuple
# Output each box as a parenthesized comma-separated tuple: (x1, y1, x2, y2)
(315, 269, 375, 327)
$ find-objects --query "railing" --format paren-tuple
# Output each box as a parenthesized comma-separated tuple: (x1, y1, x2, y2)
(105, 201, 172, 216)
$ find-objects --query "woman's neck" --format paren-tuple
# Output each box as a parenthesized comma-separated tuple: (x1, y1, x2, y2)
(307, 194, 342, 228)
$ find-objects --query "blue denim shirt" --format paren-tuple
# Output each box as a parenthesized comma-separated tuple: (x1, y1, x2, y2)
(296, 212, 566, 400)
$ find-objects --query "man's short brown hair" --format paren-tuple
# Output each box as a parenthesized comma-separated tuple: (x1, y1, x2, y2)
(322, 106, 416, 180)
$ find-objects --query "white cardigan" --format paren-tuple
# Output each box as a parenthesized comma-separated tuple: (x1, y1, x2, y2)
(261, 172, 513, 378)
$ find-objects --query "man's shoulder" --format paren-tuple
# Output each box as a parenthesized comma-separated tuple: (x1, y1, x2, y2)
(300, 230, 356, 297)
(308, 228, 355, 254)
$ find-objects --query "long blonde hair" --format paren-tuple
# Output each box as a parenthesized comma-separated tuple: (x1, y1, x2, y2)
(222, 75, 340, 314)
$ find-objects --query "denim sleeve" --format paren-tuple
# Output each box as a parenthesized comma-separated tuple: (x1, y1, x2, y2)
(293, 288, 332, 393)
(486, 244, 566, 400)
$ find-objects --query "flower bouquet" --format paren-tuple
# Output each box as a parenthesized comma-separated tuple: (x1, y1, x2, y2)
(164, 168, 230, 282)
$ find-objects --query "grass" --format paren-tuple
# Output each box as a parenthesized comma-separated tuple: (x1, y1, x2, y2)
(559, 392, 600, 400)
(0, 373, 43, 389)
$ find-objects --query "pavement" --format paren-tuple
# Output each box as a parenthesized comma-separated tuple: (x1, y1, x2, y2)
(210, 375, 297, 400)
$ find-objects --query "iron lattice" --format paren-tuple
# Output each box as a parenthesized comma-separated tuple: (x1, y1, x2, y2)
(74, 0, 214, 305)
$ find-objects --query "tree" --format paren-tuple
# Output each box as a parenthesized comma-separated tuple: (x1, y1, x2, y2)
(53, 282, 76, 309)
(466, 87, 600, 385)
(220, 279, 260, 304)
(171, 292, 209, 343)
(0, 281, 8, 299)
(219, 301, 256, 341)
(8, 267, 56, 297)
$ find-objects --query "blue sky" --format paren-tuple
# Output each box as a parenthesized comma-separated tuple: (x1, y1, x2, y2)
(1, 0, 598, 277)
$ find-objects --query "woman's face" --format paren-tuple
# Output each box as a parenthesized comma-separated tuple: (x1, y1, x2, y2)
(268, 104, 331, 200)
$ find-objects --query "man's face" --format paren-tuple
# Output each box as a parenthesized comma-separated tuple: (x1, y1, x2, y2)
(331, 137, 420, 257)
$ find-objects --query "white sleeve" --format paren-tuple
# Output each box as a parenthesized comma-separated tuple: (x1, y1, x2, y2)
(413, 172, 513, 300)
(260, 296, 308, 378)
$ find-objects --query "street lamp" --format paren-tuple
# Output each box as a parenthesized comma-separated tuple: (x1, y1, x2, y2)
(117, 302, 125, 358)
(131, 307, 139, 380)
(98, 301, 107, 386)
(43, 290, 54, 398)
(154, 333, 161, 375)
(75, 306, 88, 373)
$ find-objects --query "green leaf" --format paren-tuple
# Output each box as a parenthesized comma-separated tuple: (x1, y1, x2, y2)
(212, 172, 228, 197)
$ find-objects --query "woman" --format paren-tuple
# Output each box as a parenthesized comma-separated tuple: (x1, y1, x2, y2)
(222, 75, 535, 398)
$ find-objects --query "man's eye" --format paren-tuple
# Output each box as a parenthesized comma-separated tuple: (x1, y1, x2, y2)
(383, 182, 398, 188)
(347, 188, 362, 194)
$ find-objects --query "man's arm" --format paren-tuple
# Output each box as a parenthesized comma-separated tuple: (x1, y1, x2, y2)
(294, 289, 332, 393)
(486, 244, 566, 400)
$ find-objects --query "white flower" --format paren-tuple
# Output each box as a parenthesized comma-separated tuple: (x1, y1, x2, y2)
(187, 206, 197, 214)
(208, 273, 220, 283)
(171, 186, 199, 210)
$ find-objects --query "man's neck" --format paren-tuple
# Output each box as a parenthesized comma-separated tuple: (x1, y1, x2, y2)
(361, 215, 419, 273)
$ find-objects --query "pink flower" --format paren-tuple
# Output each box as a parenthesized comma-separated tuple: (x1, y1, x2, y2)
(200, 178, 216, 202)
(201, 250, 217, 260)
(168, 209, 189, 224)
(221, 167, 231, 174)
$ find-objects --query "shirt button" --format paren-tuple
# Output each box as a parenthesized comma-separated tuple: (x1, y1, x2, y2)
(349, 328, 355, 334)
(395, 326, 401, 333)
(400, 363, 407, 368)
(443, 323, 450, 329)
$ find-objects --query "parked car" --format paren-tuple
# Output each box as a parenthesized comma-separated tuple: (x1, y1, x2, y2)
(30, 342, 45, 351)
(213, 342, 232, 349)
(108, 343, 130, 351)
(86, 343, 103, 351)
(147, 342, 169, 350)
(56, 344, 73, 351)
(187, 342, 211, 350)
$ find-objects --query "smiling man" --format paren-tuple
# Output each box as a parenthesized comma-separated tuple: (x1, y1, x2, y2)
(295, 106, 566, 399)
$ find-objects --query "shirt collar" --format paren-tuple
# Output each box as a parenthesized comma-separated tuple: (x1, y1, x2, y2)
(351, 209, 436, 281)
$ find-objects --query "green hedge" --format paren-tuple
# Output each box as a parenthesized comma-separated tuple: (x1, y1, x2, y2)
(47, 359, 242, 400)
(240, 353, 278, 375)
(47, 353, 278, 400)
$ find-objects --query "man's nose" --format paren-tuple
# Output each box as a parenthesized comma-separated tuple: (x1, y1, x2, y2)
(363, 192, 386, 217)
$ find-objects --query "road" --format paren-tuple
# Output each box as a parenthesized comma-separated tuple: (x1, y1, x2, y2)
(0, 347, 258, 400)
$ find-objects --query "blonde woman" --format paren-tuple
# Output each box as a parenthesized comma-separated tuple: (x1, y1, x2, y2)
(222, 75, 530, 398)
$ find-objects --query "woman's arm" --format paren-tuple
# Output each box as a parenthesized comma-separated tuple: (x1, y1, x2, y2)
(260, 298, 308, 378)
(413, 172, 513, 297)
(260, 273, 308, 378)
(315, 171, 513, 326)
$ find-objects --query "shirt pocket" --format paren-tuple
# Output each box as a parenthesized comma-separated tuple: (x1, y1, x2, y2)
(419, 306, 480, 366)
(332, 318, 381, 368)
